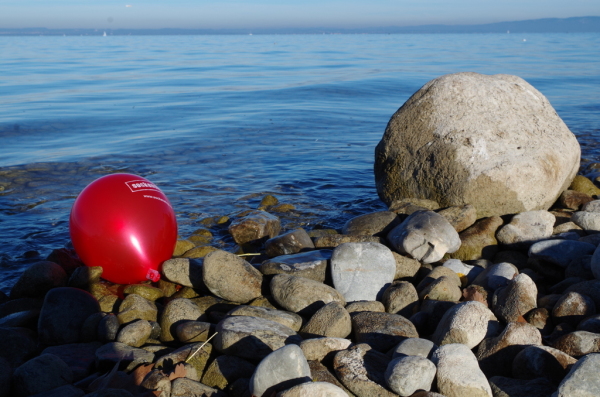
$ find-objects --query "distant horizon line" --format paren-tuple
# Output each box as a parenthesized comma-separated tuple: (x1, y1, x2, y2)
(1, 16, 599, 35)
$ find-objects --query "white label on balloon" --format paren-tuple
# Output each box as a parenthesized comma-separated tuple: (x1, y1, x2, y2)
(125, 180, 161, 193)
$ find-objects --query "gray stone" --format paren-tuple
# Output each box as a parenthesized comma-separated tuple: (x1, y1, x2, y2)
(572, 211, 600, 231)
(552, 331, 600, 357)
(342, 211, 401, 236)
(117, 293, 158, 324)
(489, 376, 557, 397)
(201, 355, 256, 391)
(512, 345, 576, 385)
(437, 204, 477, 233)
(431, 343, 492, 397)
(331, 242, 396, 302)
(270, 274, 345, 316)
(387, 210, 461, 263)
(159, 298, 205, 342)
(116, 319, 152, 347)
(300, 337, 353, 362)
(472, 262, 518, 291)
(496, 211, 555, 248)
(228, 210, 281, 245)
(333, 343, 396, 397)
(374, 72, 580, 218)
(250, 344, 311, 397)
(442, 259, 484, 286)
(552, 291, 596, 327)
(227, 305, 303, 332)
(352, 311, 418, 352)
(260, 250, 331, 282)
(10, 261, 67, 299)
(175, 320, 212, 343)
(385, 355, 436, 396)
(312, 234, 385, 249)
(301, 302, 351, 338)
(419, 276, 462, 302)
(382, 281, 419, 317)
(476, 322, 542, 378)
(12, 354, 73, 397)
(171, 378, 227, 397)
(493, 273, 538, 323)
(554, 352, 600, 396)
(0, 327, 36, 368)
(583, 200, 600, 212)
(203, 249, 263, 303)
(392, 337, 437, 359)
(161, 258, 204, 289)
(276, 381, 349, 397)
(391, 252, 421, 280)
(42, 342, 102, 381)
(215, 315, 302, 360)
(97, 313, 119, 342)
(95, 342, 154, 371)
(529, 239, 596, 268)
(432, 301, 496, 349)
(265, 228, 315, 257)
(38, 287, 101, 346)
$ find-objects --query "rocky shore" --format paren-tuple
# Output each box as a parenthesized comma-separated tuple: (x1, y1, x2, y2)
(3, 177, 600, 396)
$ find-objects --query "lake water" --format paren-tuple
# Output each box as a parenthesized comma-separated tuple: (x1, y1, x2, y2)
(1, 33, 599, 293)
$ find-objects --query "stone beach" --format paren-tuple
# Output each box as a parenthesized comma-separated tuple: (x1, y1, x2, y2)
(3, 72, 600, 396)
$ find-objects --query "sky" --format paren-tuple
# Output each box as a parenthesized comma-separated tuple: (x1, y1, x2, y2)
(1, 0, 599, 30)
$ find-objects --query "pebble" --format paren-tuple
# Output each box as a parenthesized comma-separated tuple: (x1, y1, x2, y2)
(12, 353, 73, 397)
(341, 210, 401, 236)
(385, 355, 436, 396)
(116, 319, 152, 347)
(392, 337, 437, 359)
(175, 320, 211, 342)
(387, 210, 461, 263)
(496, 210, 555, 248)
(215, 315, 302, 360)
(202, 249, 263, 304)
(382, 280, 419, 317)
(554, 352, 600, 397)
(529, 239, 596, 268)
(552, 291, 596, 327)
(330, 242, 396, 302)
(493, 273, 538, 323)
(392, 251, 422, 280)
(250, 344, 311, 397)
(431, 343, 492, 397)
(228, 210, 281, 246)
(351, 311, 419, 352)
(260, 249, 331, 282)
(416, 265, 462, 293)
(419, 275, 462, 302)
(512, 345, 577, 384)
(472, 262, 518, 291)
(161, 258, 204, 288)
(432, 301, 496, 349)
(264, 228, 315, 257)
(116, 293, 158, 324)
(300, 337, 353, 362)
(301, 301, 352, 338)
(558, 189, 593, 210)
(159, 298, 205, 342)
(572, 211, 600, 231)
(227, 305, 303, 332)
(270, 274, 345, 316)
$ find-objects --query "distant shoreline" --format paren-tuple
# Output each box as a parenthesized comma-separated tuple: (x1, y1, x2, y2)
(1, 16, 599, 36)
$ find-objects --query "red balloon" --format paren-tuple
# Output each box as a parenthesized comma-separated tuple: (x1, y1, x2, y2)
(69, 173, 178, 284)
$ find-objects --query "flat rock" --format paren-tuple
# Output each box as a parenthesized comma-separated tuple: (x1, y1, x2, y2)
(512, 345, 577, 385)
(159, 298, 205, 342)
(488, 376, 556, 397)
(333, 343, 396, 397)
(215, 315, 302, 360)
(342, 211, 401, 236)
(493, 273, 538, 323)
(385, 355, 436, 396)
(554, 352, 600, 397)
(352, 311, 418, 352)
(496, 210, 555, 249)
(270, 274, 345, 316)
(529, 239, 596, 268)
(38, 287, 101, 345)
(301, 301, 351, 338)
(227, 305, 303, 332)
(203, 249, 263, 303)
(387, 210, 461, 263)
(228, 210, 281, 245)
(161, 258, 205, 289)
(250, 344, 311, 397)
(331, 242, 396, 302)
(312, 234, 384, 249)
(432, 301, 496, 349)
(431, 343, 492, 397)
(447, 216, 503, 261)
(265, 228, 315, 257)
(10, 261, 67, 299)
(374, 72, 580, 218)
(260, 250, 331, 282)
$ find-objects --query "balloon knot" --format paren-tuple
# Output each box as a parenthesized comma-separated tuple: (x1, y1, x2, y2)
(146, 268, 161, 282)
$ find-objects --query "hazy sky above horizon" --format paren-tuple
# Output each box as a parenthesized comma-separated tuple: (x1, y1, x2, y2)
(2, 0, 599, 29)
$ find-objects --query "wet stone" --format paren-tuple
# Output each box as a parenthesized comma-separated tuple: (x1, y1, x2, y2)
(264, 228, 315, 257)
(260, 249, 331, 282)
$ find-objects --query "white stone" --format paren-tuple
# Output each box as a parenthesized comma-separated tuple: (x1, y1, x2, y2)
(276, 382, 349, 397)
(331, 242, 396, 302)
(583, 200, 600, 212)
(432, 301, 496, 349)
(496, 210, 555, 247)
(250, 345, 311, 397)
(443, 259, 484, 284)
(572, 211, 600, 231)
(431, 343, 492, 397)
(385, 355, 436, 396)
(554, 353, 600, 397)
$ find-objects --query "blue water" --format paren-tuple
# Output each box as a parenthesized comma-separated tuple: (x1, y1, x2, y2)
(1, 33, 599, 293)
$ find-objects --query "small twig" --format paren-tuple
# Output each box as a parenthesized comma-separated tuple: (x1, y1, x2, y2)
(185, 332, 218, 363)
(237, 253, 261, 257)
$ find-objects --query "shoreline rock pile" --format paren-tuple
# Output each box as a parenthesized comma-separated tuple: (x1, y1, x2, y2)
(4, 177, 600, 396)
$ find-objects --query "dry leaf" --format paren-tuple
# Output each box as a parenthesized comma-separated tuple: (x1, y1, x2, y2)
(168, 363, 187, 381)
(131, 363, 155, 386)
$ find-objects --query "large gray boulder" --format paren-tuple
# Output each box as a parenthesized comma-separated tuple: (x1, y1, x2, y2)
(374, 72, 580, 218)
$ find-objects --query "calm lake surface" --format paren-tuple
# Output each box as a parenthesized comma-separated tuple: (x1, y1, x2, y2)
(1, 33, 599, 292)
